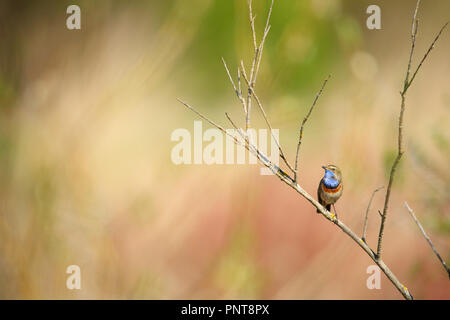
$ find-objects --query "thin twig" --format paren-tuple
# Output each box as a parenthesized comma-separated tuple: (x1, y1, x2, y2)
(246, 52, 257, 130)
(238, 67, 242, 98)
(405, 202, 450, 279)
(225, 112, 239, 131)
(246, 0, 258, 131)
(225, 112, 249, 148)
(406, 20, 449, 91)
(177, 99, 244, 148)
(254, 1, 273, 86)
(240, 68, 295, 173)
(404, 0, 420, 88)
(249, 0, 257, 51)
(222, 57, 238, 96)
(362, 186, 384, 243)
(226, 113, 288, 184)
(377, 0, 448, 258)
(225, 112, 251, 147)
(245, 0, 274, 131)
(222, 57, 247, 114)
(294, 74, 331, 182)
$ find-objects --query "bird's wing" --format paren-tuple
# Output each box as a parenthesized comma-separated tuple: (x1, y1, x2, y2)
(317, 180, 323, 205)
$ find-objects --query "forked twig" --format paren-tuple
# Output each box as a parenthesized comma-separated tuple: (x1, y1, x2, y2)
(245, 0, 274, 130)
(222, 57, 247, 114)
(176, 99, 244, 148)
(406, 21, 449, 91)
(240, 67, 295, 173)
(362, 186, 384, 243)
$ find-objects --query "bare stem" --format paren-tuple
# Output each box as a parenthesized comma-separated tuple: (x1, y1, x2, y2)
(404, 0, 420, 88)
(240, 67, 295, 173)
(377, 0, 448, 258)
(254, 1, 273, 85)
(362, 186, 384, 243)
(294, 75, 331, 182)
(237, 68, 242, 98)
(405, 202, 450, 279)
(245, 0, 274, 131)
(177, 99, 244, 148)
(377, 114, 404, 257)
(406, 20, 449, 90)
(249, 0, 257, 51)
(222, 57, 247, 114)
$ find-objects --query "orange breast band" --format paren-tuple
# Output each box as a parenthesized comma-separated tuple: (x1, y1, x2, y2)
(322, 183, 342, 193)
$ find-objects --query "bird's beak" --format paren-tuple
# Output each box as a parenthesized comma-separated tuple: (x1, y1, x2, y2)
(321, 165, 326, 170)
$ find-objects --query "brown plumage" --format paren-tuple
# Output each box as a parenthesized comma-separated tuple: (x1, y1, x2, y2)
(317, 165, 343, 214)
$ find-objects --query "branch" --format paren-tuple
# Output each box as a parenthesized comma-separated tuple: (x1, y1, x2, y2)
(404, 0, 420, 89)
(222, 57, 247, 114)
(377, 0, 448, 257)
(240, 66, 295, 173)
(406, 21, 449, 92)
(177, 99, 244, 148)
(362, 186, 384, 243)
(249, 0, 257, 51)
(254, 1, 273, 85)
(294, 74, 331, 182)
(245, 0, 274, 130)
(237, 67, 242, 100)
(404, 202, 450, 279)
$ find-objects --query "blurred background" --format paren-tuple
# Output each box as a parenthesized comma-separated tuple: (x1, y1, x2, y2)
(0, 0, 449, 299)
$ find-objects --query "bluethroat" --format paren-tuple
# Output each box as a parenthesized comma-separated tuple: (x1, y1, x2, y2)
(317, 164, 343, 219)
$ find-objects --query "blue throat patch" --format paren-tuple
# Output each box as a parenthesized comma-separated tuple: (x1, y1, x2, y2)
(323, 169, 340, 189)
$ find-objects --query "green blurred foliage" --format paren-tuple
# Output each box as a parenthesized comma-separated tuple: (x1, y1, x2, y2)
(177, 0, 362, 103)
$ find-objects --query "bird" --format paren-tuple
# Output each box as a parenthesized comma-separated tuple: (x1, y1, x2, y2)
(317, 164, 343, 219)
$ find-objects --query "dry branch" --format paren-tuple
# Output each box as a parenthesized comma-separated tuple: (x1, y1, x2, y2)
(405, 202, 450, 278)
(245, 0, 274, 130)
(240, 66, 295, 173)
(293, 75, 330, 182)
(362, 186, 384, 243)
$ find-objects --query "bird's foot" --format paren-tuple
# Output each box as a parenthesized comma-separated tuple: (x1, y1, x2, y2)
(330, 212, 338, 223)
